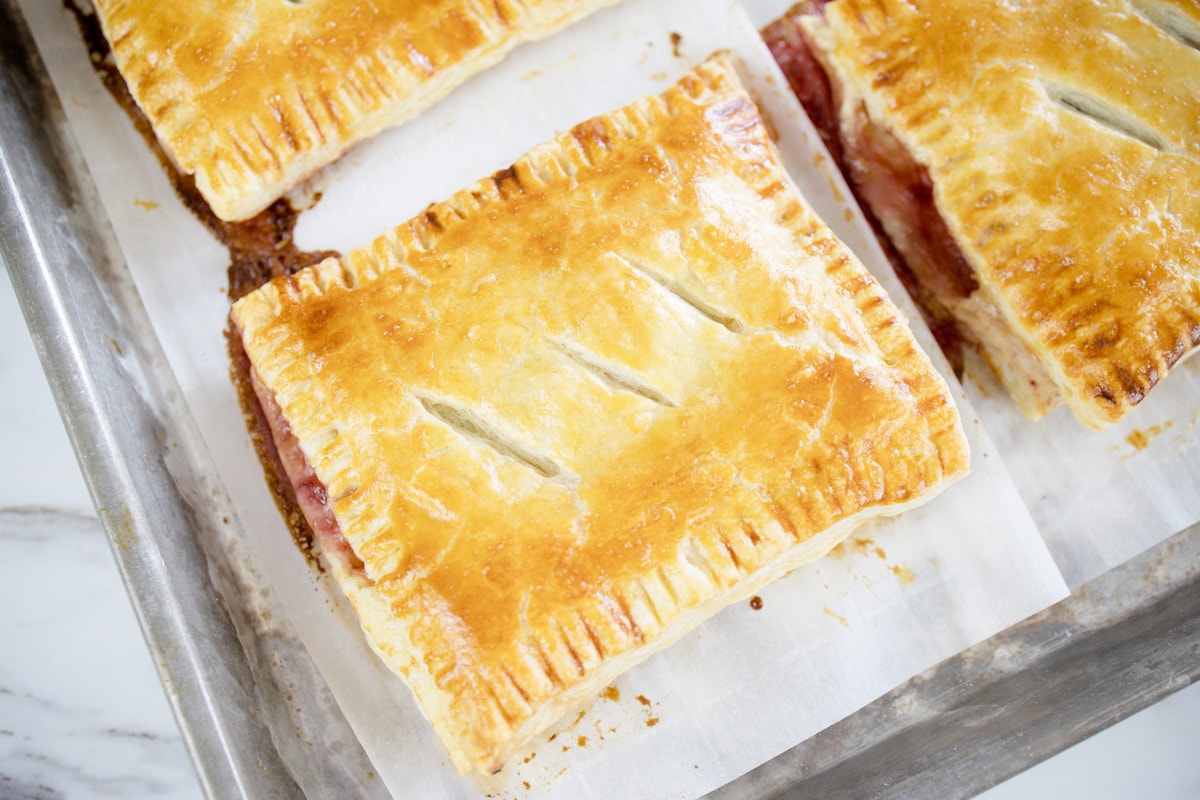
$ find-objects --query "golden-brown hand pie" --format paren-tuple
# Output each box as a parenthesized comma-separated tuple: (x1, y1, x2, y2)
(765, 0, 1200, 428)
(92, 0, 620, 220)
(231, 53, 969, 775)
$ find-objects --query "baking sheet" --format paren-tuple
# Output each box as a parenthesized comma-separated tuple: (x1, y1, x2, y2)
(742, 0, 1200, 589)
(18, 1, 1067, 798)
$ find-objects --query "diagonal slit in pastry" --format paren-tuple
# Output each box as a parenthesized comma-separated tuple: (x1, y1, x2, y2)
(414, 395, 565, 480)
(547, 337, 677, 408)
(1132, 0, 1200, 51)
(231, 53, 969, 775)
(611, 252, 747, 334)
(1041, 80, 1178, 155)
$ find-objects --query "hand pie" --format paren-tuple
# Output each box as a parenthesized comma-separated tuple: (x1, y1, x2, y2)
(92, 0, 619, 221)
(231, 53, 970, 775)
(765, 0, 1200, 428)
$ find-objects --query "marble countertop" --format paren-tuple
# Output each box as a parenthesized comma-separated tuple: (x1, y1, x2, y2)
(3, 260, 1197, 800)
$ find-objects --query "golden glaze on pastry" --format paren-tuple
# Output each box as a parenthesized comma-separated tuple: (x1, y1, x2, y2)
(92, 0, 619, 221)
(232, 54, 969, 774)
(783, 0, 1200, 428)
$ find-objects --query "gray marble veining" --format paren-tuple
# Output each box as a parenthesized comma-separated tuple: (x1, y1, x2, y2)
(0, 508, 200, 799)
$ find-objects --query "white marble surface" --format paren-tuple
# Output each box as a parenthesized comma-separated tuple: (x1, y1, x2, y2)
(1, 261, 1198, 800)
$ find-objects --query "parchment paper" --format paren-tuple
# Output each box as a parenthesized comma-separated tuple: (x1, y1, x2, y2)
(741, 0, 1200, 589)
(20, 0, 1068, 797)
(960, 357, 1200, 588)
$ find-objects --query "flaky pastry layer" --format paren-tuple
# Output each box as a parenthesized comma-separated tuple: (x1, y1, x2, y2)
(93, 0, 619, 221)
(792, 0, 1200, 428)
(232, 54, 969, 774)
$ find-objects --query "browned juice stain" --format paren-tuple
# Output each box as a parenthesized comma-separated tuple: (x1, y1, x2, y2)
(1126, 428, 1152, 451)
(1124, 422, 1173, 455)
(828, 176, 844, 202)
(601, 685, 620, 702)
(822, 605, 848, 626)
(670, 31, 684, 58)
(133, 197, 158, 211)
(830, 536, 876, 560)
(749, 595, 763, 610)
(65, 0, 340, 568)
(633, 692, 660, 727)
(829, 535, 914, 585)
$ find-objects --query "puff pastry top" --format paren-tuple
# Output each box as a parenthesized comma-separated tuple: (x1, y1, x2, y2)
(232, 54, 968, 773)
(93, 0, 619, 221)
(800, 0, 1200, 428)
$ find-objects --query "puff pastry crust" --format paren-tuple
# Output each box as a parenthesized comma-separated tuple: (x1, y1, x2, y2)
(92, 0, 619, 221)
(775, 0, 1200, 428)
(231, 54, 969, 774)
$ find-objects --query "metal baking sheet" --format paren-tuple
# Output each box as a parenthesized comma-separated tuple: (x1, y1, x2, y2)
(1, 1, 1197, 798)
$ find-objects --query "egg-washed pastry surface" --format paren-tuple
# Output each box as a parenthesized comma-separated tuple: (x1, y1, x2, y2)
(92, 0, 619, 221)
(231, 53, 969, 775)
(767, 0, 1200, 429)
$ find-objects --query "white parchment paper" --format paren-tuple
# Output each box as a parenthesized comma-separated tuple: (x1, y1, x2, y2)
(742, 0, 1200, 589)
(21, 0, 1069, 797)
(961, 356, 1200, 588)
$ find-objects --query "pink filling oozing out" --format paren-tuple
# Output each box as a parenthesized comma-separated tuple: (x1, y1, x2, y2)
(764, 4, 980, 362)
(248, 363, 365, 576)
